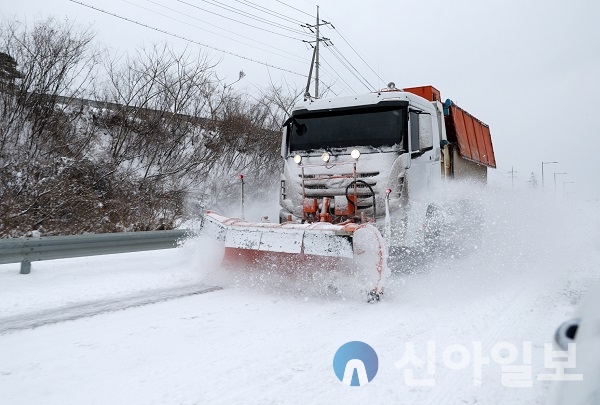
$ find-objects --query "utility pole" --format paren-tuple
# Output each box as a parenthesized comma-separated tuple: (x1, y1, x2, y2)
(302, 6, 333, 99)
(315, 6, 320, 98)
(509, 166, 517, 189)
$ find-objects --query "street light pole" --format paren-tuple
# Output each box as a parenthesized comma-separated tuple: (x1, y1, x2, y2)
(541, 161, 558, 190)
(563, 181, 575, 197)
(554, 172, 567, 196)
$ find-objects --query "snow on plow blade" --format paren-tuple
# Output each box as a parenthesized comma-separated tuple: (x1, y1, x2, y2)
(201, 211, 353, 257)
(199, 211, 389, 301)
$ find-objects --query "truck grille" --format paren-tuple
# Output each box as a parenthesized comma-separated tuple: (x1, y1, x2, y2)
(297, 171, 380, 212)
(357, 172, 379, 178)
(298, 171, 380, 181)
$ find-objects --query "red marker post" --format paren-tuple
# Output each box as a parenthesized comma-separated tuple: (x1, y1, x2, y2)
(238, 174, 245, 220)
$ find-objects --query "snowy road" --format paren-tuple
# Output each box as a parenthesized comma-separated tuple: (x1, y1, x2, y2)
(1, 191, 599, 404)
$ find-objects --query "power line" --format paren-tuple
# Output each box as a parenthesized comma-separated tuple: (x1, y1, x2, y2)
(314, 70, 345, 97)
(177, 0, 308, 41)
(137, 0, 306, 63)
(319, 54, 356, 94)
(332, 45, 375, 91)
(69, 0, 307, 77)
(317, 79, 340, 97)
(328, 45, 373, 91)
(328, 48, 370, 92)
(332, 27, 386, 87)
(275, 0, 314, 18)
(80, 0, 382, 95)
(234, 0, 305, 25)
(199, 0, 310, 36)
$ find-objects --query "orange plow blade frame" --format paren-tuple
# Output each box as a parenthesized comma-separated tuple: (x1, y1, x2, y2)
(199, 211, 389, 299)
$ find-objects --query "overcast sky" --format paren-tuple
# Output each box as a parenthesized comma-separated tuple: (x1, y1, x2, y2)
(3, 0, 600, 198)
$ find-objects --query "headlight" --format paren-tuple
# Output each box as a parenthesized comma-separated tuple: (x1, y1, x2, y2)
(321, 152, 330, 162)
(351, 149, 361, 159)
(293, 154, 302, 164)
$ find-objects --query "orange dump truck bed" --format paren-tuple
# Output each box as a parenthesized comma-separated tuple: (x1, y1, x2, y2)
(444, 101, 496, 168)
(403, 86, 496, 169)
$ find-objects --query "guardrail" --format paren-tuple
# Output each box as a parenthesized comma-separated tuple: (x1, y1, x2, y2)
(0, 230, 191, 274)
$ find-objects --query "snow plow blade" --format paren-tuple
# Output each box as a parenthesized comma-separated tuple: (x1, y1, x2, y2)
(199, 211, 389, 301)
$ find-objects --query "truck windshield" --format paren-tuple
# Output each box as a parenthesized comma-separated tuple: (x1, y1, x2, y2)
(288, 105, 407, 152)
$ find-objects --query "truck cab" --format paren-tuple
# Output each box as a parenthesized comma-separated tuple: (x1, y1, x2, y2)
(279, 87, 444, 243)
(279, 85, 495, 250)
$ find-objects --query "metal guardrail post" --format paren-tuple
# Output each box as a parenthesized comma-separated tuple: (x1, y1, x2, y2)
(20, 260, 31, 275)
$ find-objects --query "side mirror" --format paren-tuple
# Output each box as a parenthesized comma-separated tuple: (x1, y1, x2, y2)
(554, 318, 579, 350)
(280, 127, 288, 159)
(409, 109, 434, 156)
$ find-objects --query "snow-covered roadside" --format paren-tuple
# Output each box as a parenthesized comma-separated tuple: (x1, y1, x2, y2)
(0, 237, 221, 320)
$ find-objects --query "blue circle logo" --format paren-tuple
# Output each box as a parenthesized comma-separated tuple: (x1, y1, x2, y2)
(333, 341, 378, 386)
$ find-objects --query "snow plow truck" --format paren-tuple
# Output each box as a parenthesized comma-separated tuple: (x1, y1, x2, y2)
(200, 84, 496, 302)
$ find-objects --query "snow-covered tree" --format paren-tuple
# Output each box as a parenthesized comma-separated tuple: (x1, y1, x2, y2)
(0, 17, 291, 237)
(0, 52, 21, 88)
(529, 171, 538, 188)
